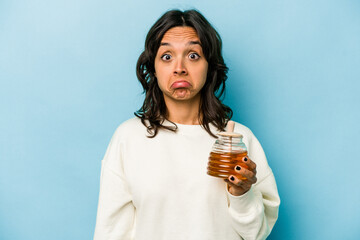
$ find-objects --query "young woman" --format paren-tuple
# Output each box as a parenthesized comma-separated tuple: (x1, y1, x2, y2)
(94, 9, 280, 240)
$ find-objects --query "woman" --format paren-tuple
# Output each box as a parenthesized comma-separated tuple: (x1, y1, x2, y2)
(94, 9, 280, 240)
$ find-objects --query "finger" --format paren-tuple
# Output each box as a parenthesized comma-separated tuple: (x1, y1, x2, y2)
(234, 165, 248, 180)
(226, 176, 252, 190)
(235, 164, 256, 177)
(228, 175, 242, 186)
(242, 156, 257, 171)
(225, 179, 252, 196)
(236, 166, 257, 184)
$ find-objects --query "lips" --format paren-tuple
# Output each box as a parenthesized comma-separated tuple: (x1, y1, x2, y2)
(171, 80, 191, 89)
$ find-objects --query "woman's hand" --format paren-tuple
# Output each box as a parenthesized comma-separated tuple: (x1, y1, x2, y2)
(225, 156, 257, 196)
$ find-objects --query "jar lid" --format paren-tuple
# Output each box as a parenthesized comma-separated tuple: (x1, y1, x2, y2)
(218, 132, 243, 138)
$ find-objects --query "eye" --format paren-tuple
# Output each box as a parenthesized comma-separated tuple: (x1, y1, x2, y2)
(189, 52, 200, 60)
(161, 54, 172, 61)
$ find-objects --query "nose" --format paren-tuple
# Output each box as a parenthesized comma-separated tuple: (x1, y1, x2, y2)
(173, 58, 187, 75)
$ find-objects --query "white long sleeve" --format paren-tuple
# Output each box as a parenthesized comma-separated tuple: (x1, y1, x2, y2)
(226, 126, 280, 240)
(93, 118, 280, 240)
(94, 129, 135, 239)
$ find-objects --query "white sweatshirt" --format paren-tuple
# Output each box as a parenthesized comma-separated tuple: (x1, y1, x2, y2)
(94, 118, 280, 240)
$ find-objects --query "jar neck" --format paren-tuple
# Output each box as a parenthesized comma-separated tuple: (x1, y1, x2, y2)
(212, 135, 247, 154)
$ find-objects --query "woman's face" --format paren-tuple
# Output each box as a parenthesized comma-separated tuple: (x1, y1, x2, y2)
(154, 26, 208, 102)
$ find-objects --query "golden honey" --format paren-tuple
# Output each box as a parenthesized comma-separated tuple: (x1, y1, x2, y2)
(207, 151, 248, 179)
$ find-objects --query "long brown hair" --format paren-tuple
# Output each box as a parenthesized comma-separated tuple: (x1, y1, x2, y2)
(135, 9, 233, 138)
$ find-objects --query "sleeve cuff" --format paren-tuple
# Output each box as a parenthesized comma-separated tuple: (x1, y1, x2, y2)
(226, 186, 260, 215)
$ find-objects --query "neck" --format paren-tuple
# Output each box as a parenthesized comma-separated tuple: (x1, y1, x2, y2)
(163, 94, 202, 125)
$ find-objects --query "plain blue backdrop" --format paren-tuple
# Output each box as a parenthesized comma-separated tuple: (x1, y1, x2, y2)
(1, 0, 359, 239)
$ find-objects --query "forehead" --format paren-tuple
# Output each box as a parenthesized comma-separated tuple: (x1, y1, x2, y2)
(161, 26, 200, 43)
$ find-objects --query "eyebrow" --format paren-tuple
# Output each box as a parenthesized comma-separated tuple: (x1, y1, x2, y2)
(160, 41, 202, 47)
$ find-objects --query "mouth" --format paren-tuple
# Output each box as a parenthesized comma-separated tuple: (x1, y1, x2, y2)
(171, 80, 192, 89)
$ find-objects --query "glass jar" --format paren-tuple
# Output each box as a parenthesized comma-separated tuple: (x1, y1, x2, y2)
(207, 132, 248, 179)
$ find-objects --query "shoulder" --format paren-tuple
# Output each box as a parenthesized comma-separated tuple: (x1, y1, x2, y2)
(111, 117, 147, 141)
(117, 117, 143, 131)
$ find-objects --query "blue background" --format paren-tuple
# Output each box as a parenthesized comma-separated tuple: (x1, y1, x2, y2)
(1, 0, 359, 239)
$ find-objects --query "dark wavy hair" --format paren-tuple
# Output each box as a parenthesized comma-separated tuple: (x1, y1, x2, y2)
(135, 9, 233, 138)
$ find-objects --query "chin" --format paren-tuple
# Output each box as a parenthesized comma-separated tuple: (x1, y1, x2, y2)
(165, 90, 200, 102)
(172, 95, 192, 100)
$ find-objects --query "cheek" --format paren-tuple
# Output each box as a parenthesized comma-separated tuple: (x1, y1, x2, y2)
(154, 61, 163, 81)
(199, 64, 208, 86)
(154, 67, 168, 92)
